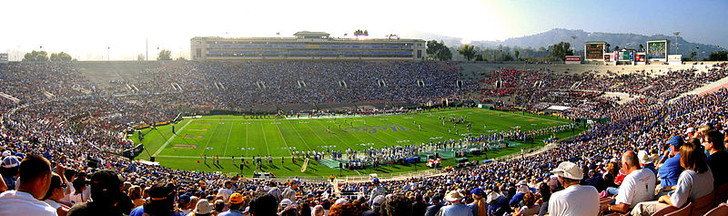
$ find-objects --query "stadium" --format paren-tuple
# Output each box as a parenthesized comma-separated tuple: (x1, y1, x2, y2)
(2, 27, 728, 216)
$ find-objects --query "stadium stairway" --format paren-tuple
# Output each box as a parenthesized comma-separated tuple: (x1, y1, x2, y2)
(671, 74, 728, 102)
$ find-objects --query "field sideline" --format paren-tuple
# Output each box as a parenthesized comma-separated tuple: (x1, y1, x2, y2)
(132, 108, 579, 177)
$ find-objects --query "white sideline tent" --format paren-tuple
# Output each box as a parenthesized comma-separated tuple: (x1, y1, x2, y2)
(546, 105, 570, 111)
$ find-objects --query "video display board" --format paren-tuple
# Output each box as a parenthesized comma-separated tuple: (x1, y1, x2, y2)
(647, 41, 667, 59)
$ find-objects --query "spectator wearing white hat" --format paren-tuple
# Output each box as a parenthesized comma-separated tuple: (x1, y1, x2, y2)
(279, 198, 293, 212)
(637, 150, 658, 178)
(547, 161, 599, 216)
(189, 199, 214, 216)
(487, 189, 511, 216)
(0, 155, 21, 190)
(438, 190, 473, 216)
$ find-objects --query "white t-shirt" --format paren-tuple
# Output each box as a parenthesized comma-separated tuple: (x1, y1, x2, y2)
(68, 192, 86, 205)
(615, 169, 656, 206)
(44, 199, 62, 210)
(0, 190, 57, 216)
(548, 184, 599, 216)
(61, 182, 75, 204)
(217, 188, 233, 201)
(671, 169, 714, 208)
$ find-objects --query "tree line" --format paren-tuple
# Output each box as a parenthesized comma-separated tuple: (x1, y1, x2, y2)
(22, 51, 75, 62)
(427, 41, 728, 62)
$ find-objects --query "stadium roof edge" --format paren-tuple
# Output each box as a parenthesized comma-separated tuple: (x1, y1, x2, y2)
(191, 36, 425, 42)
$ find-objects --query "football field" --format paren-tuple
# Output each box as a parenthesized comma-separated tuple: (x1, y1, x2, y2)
(132, 108, 579, 177)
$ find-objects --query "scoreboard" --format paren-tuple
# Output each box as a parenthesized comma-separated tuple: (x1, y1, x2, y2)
(585, 43, 604, 60)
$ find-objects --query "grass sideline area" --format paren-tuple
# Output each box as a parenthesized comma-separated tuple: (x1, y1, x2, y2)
(131, 108, 582, 177)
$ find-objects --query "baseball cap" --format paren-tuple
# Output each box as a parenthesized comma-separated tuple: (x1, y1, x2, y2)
(667, 136, 684, 148)
(1, 156, 20, 168)
(372, 178, 380, 184)
(551, 161, 583, 180)
(280, 199, 292, 206)
(149, 182, 176, 200)
(179, 194, 191, 204)
(486, 191, 501, 203)
(90, 170, 124, 191)
(1, 150, 10, 157)
(229, 193, 244, 204)
(470, 188, 485, 196)
(194, 199, 213, 214)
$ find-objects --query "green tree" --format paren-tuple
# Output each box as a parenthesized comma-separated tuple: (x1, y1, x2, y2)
(514, 50, 520, 60)
(501, 53, 514, 61)
(438, 47, 453, 61)
(353, 29, 369, 38)
(22, 50, 49, 61)
(50, 52, 73, 62)
(458, 44, 477, 61)
(157, 49, 172, 61)
(176, 56, 187, 61)
(548, 42, 574, 61)
(426, 40, 452, 61)
(689, 52, 697, 60)
(426, 40, 443, 56)
(707, 51, 728, 61)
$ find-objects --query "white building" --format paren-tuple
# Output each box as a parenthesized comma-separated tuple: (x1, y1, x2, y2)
(191, 31, 426, 61)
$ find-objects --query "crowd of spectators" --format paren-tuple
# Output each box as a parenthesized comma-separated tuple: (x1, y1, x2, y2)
(479, 64, 728, 119)
(0, 61, 727, 215)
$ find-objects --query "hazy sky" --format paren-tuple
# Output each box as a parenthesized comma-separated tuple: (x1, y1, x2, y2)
(1, 0, 726, 60)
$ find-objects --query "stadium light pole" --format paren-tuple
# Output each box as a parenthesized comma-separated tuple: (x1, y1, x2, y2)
(673, 32, 680, 54)
(107, 46, 111, 61)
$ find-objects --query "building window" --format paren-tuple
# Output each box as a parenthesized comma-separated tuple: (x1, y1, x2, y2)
(417, 50, 422, 58)
(196, 48, 202, 57)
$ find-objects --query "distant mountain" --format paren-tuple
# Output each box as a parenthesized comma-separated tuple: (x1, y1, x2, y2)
(416, 28, 721, 58)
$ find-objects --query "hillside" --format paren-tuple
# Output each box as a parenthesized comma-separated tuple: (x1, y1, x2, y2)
(418, 29, 721, 58)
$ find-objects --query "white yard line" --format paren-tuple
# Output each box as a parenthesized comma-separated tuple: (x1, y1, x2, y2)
(223, 121, 235, 156)
(153, 120, 194, 156)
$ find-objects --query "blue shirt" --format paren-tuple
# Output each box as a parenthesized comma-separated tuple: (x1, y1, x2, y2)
(218, 209, 245, 216)
(129, 206, 186, 216)
(488, 196, 511, 216)
(509, 192, 525, 207)
(441, 202, 473, 216)
(658, 153, 683, 187)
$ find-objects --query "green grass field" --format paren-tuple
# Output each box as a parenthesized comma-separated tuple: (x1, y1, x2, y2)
(131, 108, 581, 177)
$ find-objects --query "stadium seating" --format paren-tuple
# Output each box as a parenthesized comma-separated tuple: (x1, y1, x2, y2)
(704, 203, 728, 216)
(691, 192, 716, 216)
(651, 202, 692, 216)
(713, 183, 728, 206)
(1, 61, 728, 216)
